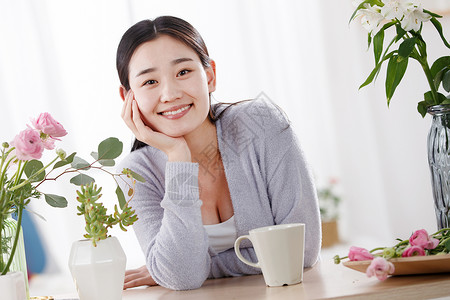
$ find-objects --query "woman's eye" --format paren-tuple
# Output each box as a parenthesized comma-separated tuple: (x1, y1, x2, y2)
(143, 79, 157, 86)
(177, 69, 191, 76)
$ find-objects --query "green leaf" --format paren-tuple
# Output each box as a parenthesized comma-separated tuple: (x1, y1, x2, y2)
(443, 69, 450, 93)
(434, 66, 450, 90)
(98, 137, 123, 160)
(398, 37, 417, 58)
(417, 101, 428, 118)
(90, 151, 98, 160)
(430, 56, 450, 79)
(373, 29, 384, 65)
(445, 238, 450, 251)
(24, 160, 45, 182)
(70, 174, 95, 186)
(386, 55, 408, 105)
(53, 152, 76, 169)
(71, 156, 91, 170)
(360, 51, 396, 89)
(129, 170, 146, 183)
(424, 91, 435, 105)
(423, 9, 443, 19)
(395, 23, 407, 42)
(116, 185, 126, 209)
(98, 159, 115, 167)
(430, 17, 450, 49)
(92, 150, 116, 166)
(44, 194, 68, 208)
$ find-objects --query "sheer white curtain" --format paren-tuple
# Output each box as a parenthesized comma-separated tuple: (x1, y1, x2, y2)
(0, 0, 447, 275)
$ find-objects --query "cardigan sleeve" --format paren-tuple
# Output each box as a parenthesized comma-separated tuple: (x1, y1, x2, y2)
(119, 156, 211, 290)
(265, 124, 322, 267)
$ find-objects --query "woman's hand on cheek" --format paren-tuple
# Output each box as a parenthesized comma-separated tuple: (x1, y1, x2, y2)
(121, 90, 191, 162)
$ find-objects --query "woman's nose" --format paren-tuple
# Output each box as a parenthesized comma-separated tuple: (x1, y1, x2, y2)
(160, 79, 182, 103)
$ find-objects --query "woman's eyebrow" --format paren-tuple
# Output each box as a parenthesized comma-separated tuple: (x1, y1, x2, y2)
(135, 58, 194, 78)
(135, 67, 156, 78)
(172, 57, 193, 65)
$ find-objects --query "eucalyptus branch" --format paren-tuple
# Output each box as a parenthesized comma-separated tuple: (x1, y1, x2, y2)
(9, 156, 60, 192)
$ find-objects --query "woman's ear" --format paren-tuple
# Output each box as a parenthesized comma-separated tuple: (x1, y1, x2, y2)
(119, 85, 127, 101)
(207, 60, 216, 93)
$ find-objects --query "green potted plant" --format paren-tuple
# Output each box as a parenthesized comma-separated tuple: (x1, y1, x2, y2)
(69, 180, 141, 300)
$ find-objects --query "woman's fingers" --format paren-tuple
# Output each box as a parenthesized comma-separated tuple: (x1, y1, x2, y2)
(123, 265, 158, 289)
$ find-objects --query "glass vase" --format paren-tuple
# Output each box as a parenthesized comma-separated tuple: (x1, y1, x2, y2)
(427, 105, 450, 230)
(1, 215, 29, 299)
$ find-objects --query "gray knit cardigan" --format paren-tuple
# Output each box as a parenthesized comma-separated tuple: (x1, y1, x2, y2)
(118, 99, 321, 290)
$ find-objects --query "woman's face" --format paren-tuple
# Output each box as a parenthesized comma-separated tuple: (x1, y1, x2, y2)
(125, 35, 216, 138)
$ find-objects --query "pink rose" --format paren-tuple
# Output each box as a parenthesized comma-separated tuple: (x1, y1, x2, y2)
(348, 246, 374, 261)
(409, 229, 439, 250)
(402, 245, 426, 257)
(11, 128, 44, 161)
(31, 112, 67, 138)
(366, 257, 395, 281)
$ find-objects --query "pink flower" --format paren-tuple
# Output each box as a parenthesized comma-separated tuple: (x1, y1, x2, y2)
(366, 257, 395, 281)
(409, 229, 439, 250)
(11, 128, 44, 161)
(31, 113, 67, 138)
(402, 245, 426, 257)
(348, 246, 374, 261)
(41, 138, 55, 150)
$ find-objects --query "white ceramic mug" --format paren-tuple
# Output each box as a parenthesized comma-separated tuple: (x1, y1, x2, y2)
(234, 223, 305, 287)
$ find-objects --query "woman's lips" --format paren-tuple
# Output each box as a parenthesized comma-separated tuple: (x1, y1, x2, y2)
(159, 104, 192, 119)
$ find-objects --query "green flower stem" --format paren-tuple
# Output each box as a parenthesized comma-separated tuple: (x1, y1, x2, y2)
(9, 155, 59, 192)
(0, 213, 5, 271)
(422, 60, 439, 104)
(432, 228, 450, 236)
(1, 202, 23, 275)
(412, 36, 440, 104)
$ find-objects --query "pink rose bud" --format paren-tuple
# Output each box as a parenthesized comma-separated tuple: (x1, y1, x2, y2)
(32, 112, 67, 138)
(366, 257, 395, 281)
(401, 245, 426, 257)
(11, 128, 44, 161)
(409, 229, 439, 250)
(348, 246, 374, 261)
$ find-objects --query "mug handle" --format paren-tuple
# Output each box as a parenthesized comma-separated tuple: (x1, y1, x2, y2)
(234, 235, 260, 268)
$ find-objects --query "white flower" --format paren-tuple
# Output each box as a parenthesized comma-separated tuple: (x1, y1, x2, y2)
(380, 0, 413, 20)
(357, 4, 385, 35)
(400, 5, 431, 32)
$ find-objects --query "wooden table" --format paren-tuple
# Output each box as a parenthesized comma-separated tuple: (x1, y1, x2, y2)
(33, 258, 450, 300)
(118, 259, 450, 300)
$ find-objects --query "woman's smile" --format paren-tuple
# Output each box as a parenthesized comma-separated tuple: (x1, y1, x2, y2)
(158, 104, 193, 119)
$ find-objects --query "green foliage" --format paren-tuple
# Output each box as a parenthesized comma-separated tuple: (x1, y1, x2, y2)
(76, 182, 138, 247)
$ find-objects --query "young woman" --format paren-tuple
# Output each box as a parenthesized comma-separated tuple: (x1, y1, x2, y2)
(117, 16, 321, 291)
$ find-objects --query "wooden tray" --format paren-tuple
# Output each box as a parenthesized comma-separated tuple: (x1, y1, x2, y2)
(343, 254, 450, 275)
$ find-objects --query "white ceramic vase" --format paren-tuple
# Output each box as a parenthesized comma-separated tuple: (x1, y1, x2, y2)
(68, 237, 126, 300)
(0, 271, 27, 300)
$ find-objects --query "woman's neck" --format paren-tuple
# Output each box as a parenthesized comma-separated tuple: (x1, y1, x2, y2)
(184, 118, 218, 163)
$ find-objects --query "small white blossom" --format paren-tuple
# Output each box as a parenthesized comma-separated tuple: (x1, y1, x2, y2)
(400, 5, 431, 32)
(380, 0, 412, 20)
(357, 4, 385, 35)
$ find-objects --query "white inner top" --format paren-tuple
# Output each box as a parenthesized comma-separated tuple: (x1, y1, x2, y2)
(204, 215, 237, 253)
